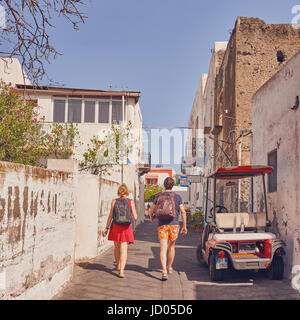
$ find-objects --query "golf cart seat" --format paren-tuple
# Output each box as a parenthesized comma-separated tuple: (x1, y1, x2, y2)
(216, 212, 266, 230)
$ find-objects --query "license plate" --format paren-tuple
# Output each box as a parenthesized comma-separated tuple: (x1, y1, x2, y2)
(216, 257, 228, 269)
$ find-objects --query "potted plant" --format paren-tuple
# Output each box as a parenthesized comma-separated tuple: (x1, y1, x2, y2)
(190, 210, 204, 233)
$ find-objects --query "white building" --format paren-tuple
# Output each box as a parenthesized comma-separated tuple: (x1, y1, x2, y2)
(0, 58, 145, 207)
(0, 58, 143, 165)
(0, 58, 31, 86)
(144, 167, 176, 186)
(252, 49, 300, 276)
(14, 83, 143, 164)
(184, 42, 228, 212)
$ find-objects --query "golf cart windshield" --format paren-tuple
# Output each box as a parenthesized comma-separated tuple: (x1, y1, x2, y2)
(204, 165, 274, 229)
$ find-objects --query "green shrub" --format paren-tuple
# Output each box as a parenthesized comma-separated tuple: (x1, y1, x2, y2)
(190, 210, 204, 230)
(144, 185, 163, 202)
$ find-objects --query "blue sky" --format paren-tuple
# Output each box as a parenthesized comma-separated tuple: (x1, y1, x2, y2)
(42, 0, 298, 173)
(45, 0, 298, 128)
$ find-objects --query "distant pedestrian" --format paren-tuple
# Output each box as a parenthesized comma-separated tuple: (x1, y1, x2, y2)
(149, 177, 187, 281)
(102, 184, 138, 278)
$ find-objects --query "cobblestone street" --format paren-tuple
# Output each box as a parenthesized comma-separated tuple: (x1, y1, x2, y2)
(54, 219, 300, 300)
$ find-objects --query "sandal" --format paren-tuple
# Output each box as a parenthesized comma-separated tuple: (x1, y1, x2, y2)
(167, 267, 173, 274)
(113, 261, 120, 271)
(161, 272, 168, 281)
(119, 271, 125, 278)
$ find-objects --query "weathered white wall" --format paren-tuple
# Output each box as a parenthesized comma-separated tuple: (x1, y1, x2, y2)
(0, 161, 75, 300)
(0, 158, 144, 299)
(97, 177, 120, 255)
(75, 174, 99, 259)
(252, 50, 300, 276)
(75, 166, 144, 259)
(47, 160, 144, 261)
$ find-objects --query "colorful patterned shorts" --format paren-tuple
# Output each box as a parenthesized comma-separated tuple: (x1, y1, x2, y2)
(158, 225, 180, 242)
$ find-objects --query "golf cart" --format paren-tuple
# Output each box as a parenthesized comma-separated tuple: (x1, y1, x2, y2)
(196, 165, 286, 281)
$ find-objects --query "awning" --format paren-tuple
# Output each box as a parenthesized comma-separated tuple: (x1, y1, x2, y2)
(206, 165, 274, 180)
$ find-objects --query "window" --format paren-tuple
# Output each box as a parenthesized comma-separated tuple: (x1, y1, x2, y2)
(146, 178, 157, 186)
(268, 149, 277, 193)
(68, 99, 82, 123)
(112, 100, 123, 124)
(99, 101, 109, 123)
(84, 101, 95, 123)
(192, 137, 197, 157)
(53, 99, 65, 122)
(277, 51, 285, 63)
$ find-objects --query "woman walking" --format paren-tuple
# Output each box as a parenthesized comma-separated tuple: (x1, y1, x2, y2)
(102, 184, 138, 278)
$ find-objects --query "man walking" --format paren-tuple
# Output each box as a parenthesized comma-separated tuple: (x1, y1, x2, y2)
(149, 177, 187, 281)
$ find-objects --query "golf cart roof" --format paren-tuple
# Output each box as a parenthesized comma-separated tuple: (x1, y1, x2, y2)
(207, 165, 273, 180)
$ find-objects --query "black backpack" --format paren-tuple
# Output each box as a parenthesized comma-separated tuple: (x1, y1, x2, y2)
(113, 198, 132, 225)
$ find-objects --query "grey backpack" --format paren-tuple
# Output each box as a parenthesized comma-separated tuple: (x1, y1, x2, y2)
(113, 198, 132, 225)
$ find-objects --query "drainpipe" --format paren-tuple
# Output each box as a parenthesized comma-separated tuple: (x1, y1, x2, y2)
(122, 95, 125, 123)
(238, 131, 243, 212)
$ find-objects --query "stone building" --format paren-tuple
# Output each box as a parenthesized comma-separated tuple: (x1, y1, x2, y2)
(212, 17, 300, 212)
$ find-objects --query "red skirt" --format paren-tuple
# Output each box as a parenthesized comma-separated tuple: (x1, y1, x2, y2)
(108, 223, 134, 244)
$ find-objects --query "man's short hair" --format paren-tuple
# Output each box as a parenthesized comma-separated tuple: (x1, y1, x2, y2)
(164, 177, 174, 190)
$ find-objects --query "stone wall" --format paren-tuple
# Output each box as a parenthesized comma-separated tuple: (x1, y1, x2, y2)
(0, 161, 75, 300)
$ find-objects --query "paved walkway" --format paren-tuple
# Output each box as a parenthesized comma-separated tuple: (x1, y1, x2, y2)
(54, 219, 300, 300)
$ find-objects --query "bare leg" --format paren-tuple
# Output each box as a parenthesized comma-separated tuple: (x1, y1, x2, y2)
(119, 241, 128, 276)
(160, 238, 168, 273)
(167, 240, 176, 270)
(114, 241, 120, 270)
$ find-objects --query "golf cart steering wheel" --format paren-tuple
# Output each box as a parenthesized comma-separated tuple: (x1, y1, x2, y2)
(208, 205, 228, 218)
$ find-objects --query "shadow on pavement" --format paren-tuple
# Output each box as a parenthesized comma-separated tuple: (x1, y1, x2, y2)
(77, 262, 161, 281)
(76, 262, 118, 277)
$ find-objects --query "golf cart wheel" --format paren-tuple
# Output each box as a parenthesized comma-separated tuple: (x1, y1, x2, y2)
(209, 253, 224, 281)
(267, 254, 284, 280)
(196, 243, 206, 266)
